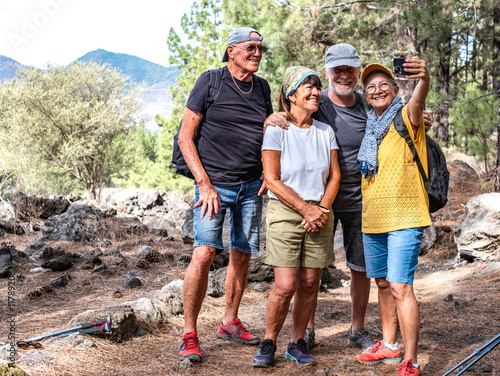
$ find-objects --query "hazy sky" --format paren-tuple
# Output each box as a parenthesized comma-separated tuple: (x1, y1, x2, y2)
(0, 0, 196, 68)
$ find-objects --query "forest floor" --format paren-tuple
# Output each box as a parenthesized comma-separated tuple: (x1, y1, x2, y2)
(1, 161, 499, 376)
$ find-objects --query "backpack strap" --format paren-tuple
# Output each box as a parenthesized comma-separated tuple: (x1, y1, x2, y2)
(255, 76, 272, 116)
(206, 68, 223, 110)
(393, 109, 430, 190)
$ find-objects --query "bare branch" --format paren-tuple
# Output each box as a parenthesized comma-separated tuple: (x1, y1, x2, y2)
(310, 0, 376, 9)
(461, 90, 500, 104)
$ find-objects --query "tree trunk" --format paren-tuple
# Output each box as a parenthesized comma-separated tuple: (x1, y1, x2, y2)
(492, 3, 500, 192)
(395, 6, 417, 105)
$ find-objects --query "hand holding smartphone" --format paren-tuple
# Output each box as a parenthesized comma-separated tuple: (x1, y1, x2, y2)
(392, 58, 409, 76)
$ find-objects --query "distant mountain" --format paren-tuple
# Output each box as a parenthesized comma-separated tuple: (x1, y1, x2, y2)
(77, 49, 179, 87)
(0, 51, 178, 132)
(0, 56, 23, 81)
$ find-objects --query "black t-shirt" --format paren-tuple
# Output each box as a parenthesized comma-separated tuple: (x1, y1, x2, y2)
(186, 66, 271, 186)
(313, 90, 367, 212)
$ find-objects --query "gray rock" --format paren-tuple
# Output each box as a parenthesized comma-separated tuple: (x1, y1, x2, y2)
(71, 306, 143, 342)
(454, 193, 500, 261)
(247, 251, 273, 282)
(473, 262, 500, 275)
(24, 242, 46, 255)
(0, 219, 25, 235)
(13, 193, 70, 220)
(443, 294, 454, 302)
(0, 247, 21, 278)
(420, 223, 437, 255)
(130, 270, 145, 277)
(17, 349, 53, 366)
(161, 279, 183, 296)
(125, 297, 167, 324)
(207, 268, 225, 297)
(142, 216, 175, 237)
(181, 208, 194, 244)
(124, 277, 142, 289)
(250, 282, 266, 292)
(103, 248, 124, 258)
(46, 335, 95, 349)
(42, 205, 108, 243)
(50, 273, 69, 288)
(137, 189, 164, 210)
(41, 254, 72, 271)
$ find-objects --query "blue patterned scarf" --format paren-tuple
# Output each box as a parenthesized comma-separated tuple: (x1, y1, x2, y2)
(357, 96, 404, 177)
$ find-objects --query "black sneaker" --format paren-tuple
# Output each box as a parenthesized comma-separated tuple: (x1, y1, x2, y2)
(251, 339, 276, 368)
(348, 327, 376, 349)
(285, 338, 317, 366)
(303, 327, 316, 350)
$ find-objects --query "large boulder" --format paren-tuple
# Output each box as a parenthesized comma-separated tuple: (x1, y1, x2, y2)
(13, 193, 70, 220)
(137, 189, 164, 209)
(453, 193, 500, 261)
(71, 306, 144, 342)
(142, 216, 175, 237)
(42, 205, 108, 242)
(247, 251, 273, 282)
(0, 246, 25, 278)
(0, 219, 24, 235)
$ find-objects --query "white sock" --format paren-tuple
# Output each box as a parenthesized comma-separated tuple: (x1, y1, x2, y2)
(412, 362, 420, 368)
(383, 341, 399, 351)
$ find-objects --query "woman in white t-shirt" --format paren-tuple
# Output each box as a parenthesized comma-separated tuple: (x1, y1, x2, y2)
(252, 66, 341, 368)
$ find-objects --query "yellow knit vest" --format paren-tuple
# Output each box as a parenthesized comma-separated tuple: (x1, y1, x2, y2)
(361, 105, 431, 233)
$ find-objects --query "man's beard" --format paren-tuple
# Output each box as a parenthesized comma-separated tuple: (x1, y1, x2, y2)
(329, 79, 355, 97)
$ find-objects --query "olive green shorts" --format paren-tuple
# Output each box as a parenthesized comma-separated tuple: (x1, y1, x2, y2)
(265, 199, 335, 268)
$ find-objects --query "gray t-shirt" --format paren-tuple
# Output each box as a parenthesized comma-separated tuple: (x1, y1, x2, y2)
(262, 119, 338, 201)
(313, 90, 367, 212)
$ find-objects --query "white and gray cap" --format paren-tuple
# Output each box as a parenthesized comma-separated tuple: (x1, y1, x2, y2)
(222, 27, 263, 62)
(324, 43, 360, 68)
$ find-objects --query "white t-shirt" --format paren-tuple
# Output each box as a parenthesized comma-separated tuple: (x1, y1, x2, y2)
(262, 119, 338, 201)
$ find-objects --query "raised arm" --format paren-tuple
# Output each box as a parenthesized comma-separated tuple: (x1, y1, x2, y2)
(403, 58, 431, 133)
(178, 107, 220, 219)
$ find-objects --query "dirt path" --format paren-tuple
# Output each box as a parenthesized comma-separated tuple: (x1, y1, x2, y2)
(1, 232, 499, 376)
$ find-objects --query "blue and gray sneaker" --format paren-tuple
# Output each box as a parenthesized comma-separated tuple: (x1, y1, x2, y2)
(285, 338, 317, 366)
(251, 339, 276, 368)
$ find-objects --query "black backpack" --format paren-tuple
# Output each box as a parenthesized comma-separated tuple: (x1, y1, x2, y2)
(393, 109, 450, 213)
(171, 68, 272, 179)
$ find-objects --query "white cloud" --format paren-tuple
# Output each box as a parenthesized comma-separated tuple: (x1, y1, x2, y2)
(0, 0, 195, 68)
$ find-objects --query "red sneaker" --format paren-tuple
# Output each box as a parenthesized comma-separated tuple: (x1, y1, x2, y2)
(179, 332, 202, 363)
(356, 340, 402, 364)
(397, 359, 421, 376)
(216, 318, 260, 345)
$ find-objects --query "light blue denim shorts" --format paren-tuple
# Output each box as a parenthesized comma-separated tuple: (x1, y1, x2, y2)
(363, 227, 424, 284)
(193, 178, 263, 254)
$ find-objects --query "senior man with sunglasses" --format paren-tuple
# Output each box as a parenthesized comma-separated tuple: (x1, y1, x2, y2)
(177, 27, 272, 363)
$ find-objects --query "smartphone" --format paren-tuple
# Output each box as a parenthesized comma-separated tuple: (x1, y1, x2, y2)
(392, 58, 410, 75)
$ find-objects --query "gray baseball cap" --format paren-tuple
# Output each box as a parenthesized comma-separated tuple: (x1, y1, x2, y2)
(222, 27, 263, 62)
(324, 43, 360, 68)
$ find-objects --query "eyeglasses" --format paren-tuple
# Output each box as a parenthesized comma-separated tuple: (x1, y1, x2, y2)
(364, 81, 393, 94)
(231, 44, 268, 55)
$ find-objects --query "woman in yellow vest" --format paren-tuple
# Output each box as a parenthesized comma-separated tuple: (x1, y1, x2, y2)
(354, 60, 430, 376)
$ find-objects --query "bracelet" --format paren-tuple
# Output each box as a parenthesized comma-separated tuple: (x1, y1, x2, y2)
(318, 205, 329, 210)
(292, 195, 300, 210)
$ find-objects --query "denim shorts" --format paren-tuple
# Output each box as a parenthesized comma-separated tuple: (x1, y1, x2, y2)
(333, 211, 366, 272)
(193, 178, 263, 254)
(363, 227, 424, 284)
